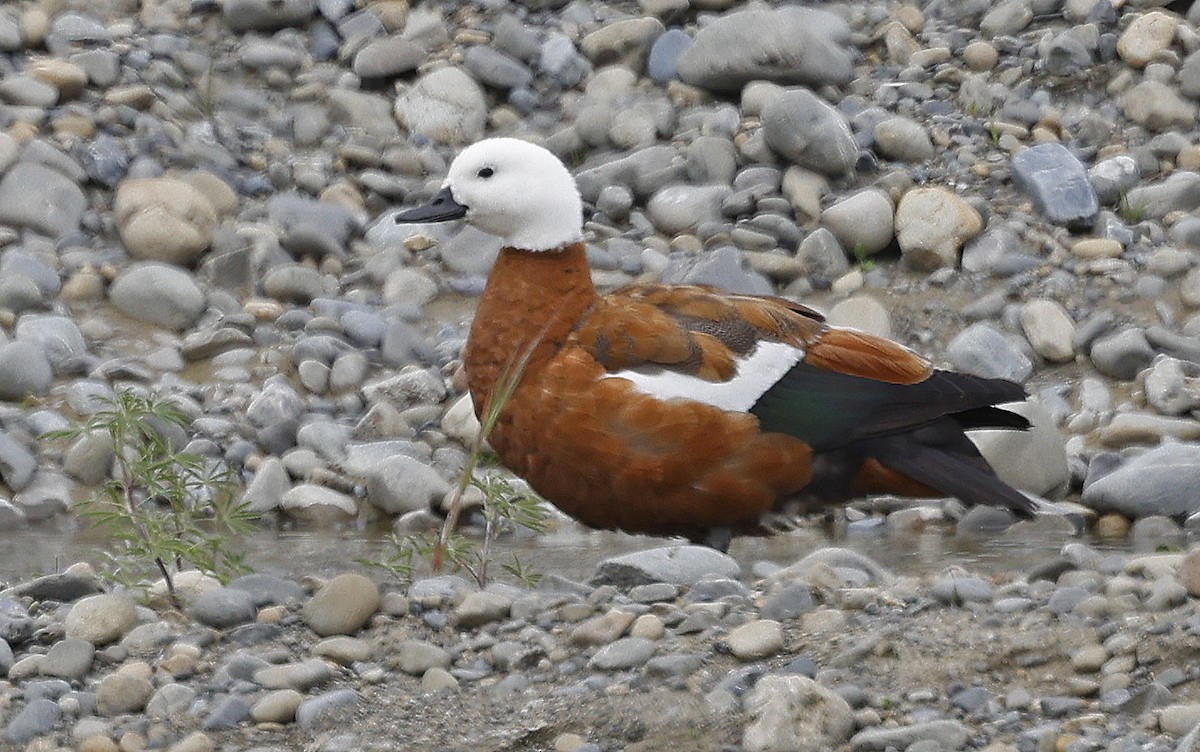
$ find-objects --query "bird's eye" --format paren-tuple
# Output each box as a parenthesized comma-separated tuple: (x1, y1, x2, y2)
(477, 167, 494, 179)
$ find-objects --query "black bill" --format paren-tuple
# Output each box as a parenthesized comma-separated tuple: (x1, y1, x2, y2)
(394, 186, 468, 223)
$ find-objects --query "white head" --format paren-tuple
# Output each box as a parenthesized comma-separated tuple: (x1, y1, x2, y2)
(395, 138, 584, 252)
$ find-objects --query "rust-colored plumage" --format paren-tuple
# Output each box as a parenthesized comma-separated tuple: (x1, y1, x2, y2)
(462, 244, 1032, 543)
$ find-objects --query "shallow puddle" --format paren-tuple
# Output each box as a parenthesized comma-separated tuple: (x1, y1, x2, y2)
(0, 516, 1159, 590)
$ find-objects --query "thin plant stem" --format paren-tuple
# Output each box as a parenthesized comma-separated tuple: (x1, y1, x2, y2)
(435, 321, 550, 572)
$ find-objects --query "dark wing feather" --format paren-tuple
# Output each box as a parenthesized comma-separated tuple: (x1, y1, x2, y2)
(750, 363, 1028, 451)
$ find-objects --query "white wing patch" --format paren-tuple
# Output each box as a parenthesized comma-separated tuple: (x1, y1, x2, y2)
(603, 340, 804, 412)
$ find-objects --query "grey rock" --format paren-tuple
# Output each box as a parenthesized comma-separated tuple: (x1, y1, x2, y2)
(945, 323, 1034, 382)
(268, 193, 360, 259)
(464, 46, 532, 90)
(1046, 585, 1090, 615)
(872, 117, 934, 163)
(660, 246, 773, 296)
(1090, 327, 1155, 380)
(327, 89, 400, 139)
(3, 698, 61, 744)
(686, 136, 737, 185)
(247, 375, 304, 428)
(240, 457, 289, 515)
(353, 35, 424, 80)
(0, 598, 32, 644)
(224, 0, 316, 31)
(798, 228, 850, 278)
(961, 226, 1034, 275)
(64, 593, 138, 646)
(1121, 80, 1197, 132)
(120, 621, 177, 654)
(1042, 30, 1093, 76)
(1083, 443, 1200, 518)
(15, 314, 87, 374)
(201, 695, 252, 730)
(96, 671, 154, 715)
(1144, 355, 1200, 415)
(189, 586, 258, 629)
(296, 688, 360, 727)
(677, 7, 852, 92)
(0, 572, 100, 602)
(981, 0, 1033, 37)
(770, 548, 893, 588)
(250, 688, 304, 723)
(1012, 143, 1099, 229)
(395, 67, 486, 145)
(303, 573, 380, 636)
(145, 683, 196, 721)
(81, 132, 129, 186)
(589, 636, 656, 670)
(0, 430, 36, 492)
(1019, 299, 1076, 363)
(648, 28, 691, 82)
(645, 184, 730, 234)
(109, 262, 206, 331)
(12, 471, 71, 522)
(726, 619, 784, 660)
(931, 576, 993, 605)
(744, 675, 853, 752)
(281, 484, 357, 523)
(254, 658, 333, 691)
(1, 251, 61, 299)
(575, 146, 683, 202)
(762, 88, 858, 176)
(761, 583, 816, 620)
(849, 720, 969, 751)
(396, 639, 452, 675)
(362, 368, 447, 409)
(494, 14, 540, 62)
(951, 685, 994, 713)
(228, 573, 307, 607)
(263, 265, 325, 303)
(895, 187, 984, 270)
(539, 33, 588, 87)
(1089, 155, 1140, 206)
(821, 189, 894, 257)
(48, 12, 111, 49)
(590, 545, 740, 587)
(0, 275, 44, 313)
(0, 11, 18, 51)
(39, 637, 94, 681)
(451, 591, 512, 629)
(0, 161, 85, 238)
(972, 400, 1069, 497)
(1124, 172, 1200, 218)
(580, 17, 662, 69)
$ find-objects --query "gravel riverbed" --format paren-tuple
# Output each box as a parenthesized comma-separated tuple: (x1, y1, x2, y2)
(5, 0, 1200, 749)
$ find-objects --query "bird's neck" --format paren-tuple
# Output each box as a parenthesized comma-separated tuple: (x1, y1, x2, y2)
(464, 243, 597, 415)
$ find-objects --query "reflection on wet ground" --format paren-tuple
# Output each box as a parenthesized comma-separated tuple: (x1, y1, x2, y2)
(0, 516, 1159, 589)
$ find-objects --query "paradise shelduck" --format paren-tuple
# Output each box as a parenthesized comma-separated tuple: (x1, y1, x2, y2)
(394, 137, 1036, 550)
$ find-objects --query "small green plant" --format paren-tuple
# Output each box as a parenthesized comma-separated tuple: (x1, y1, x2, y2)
(363, 332, 549, 588)
(852, 242, 876, 271)
(986, 120, 1003, 146)
(361, 475, 547, 588)
(1118, 192, 1148, 223)
(43, 392, 256, 608)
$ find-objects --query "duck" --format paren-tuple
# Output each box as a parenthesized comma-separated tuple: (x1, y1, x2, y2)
(394, 137, 1036, 550)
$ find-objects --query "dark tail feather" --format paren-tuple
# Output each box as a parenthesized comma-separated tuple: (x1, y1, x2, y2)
(876, 443, 1037, 518)
(953, 405, 1031, 431)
